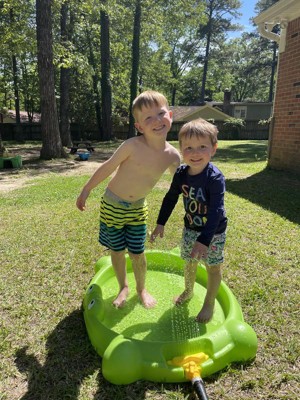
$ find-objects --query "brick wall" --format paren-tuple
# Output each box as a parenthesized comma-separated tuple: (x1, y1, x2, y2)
(269, 17, 300, 173)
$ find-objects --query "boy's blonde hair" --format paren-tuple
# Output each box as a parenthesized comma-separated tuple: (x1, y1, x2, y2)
(178, 118, 218, 147)
(132, 90, 169, 121)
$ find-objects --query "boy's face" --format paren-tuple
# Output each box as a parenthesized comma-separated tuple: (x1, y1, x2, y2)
(134, 104, 172, 138)
(180, 135, 217, 175)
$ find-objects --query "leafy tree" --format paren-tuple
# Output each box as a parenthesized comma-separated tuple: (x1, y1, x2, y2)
(128, 0, 141, 138)
(0, 0, 37, 139)
(197, 0, 242, 104)
(59, 0, 73, 147)
(100, 1, 113, 140)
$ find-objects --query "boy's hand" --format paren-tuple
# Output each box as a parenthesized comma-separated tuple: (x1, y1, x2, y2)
(191, 241, 208, 261)
(150, 225, 164, 242)
(76, 189, 90, 211)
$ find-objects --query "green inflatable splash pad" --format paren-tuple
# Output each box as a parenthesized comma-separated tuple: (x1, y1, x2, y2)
(83, 249, 257, 384)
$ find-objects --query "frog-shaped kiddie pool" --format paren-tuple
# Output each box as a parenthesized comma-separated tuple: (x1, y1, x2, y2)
(83, 249, 257, 385)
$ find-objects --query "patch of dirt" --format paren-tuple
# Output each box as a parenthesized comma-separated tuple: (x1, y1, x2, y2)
(0, 145, 115, 192)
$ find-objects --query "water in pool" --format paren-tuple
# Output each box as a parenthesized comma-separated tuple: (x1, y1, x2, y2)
(100, 268, 225, 342)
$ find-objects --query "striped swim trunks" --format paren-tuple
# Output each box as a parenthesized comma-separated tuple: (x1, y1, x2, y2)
(99, 188, 148, 254)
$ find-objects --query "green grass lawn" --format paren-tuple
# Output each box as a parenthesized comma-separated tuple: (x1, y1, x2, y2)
(0, 140, 299, 399)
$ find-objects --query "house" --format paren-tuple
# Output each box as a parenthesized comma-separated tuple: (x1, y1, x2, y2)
(0, 110, 41, 123)
(169, 94, 271, 140)
(254, 0, 300, 173)
(0, 110, 42, 141)
(170, 104, 231, 122)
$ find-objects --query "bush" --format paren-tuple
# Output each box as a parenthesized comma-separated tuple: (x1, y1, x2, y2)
(223, 117, 245, 139)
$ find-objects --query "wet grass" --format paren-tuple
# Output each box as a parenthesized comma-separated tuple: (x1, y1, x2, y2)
(0, 140, 299, 399)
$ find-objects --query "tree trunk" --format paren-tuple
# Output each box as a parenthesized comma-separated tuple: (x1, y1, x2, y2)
(86, 26, 102, 138)
(10, 8, 23, 142)
(199, 26, 211, 105)
(128, 0, 141, 139)
(100, 5, 113, 141)
(59, 1, 72, 147)
(12, 54, 24, 142)
(36, 0, 66, 159)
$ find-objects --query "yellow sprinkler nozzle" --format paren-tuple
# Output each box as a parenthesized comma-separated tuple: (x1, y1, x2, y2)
(168, 352, 209, 380)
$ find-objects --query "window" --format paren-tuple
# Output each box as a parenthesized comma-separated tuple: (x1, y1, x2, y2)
(234, 106, 247, 119)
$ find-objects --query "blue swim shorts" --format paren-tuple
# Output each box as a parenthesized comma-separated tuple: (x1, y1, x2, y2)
(181, 228, 226, 266)
(99, 188, 148, 254)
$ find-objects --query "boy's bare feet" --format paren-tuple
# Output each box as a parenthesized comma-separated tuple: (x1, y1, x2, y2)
(138, 289, 157, 309)
(195, 302, 214, 323)
(173, 290, 193, 305)
(113, 286, 129, 308)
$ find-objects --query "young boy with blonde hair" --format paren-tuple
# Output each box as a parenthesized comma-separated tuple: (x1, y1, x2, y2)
(76, 90, 180, 309)
(151, 118, 227, 322)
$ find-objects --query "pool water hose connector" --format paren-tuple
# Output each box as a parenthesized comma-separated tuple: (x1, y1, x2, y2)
(168, 353, 209, 400)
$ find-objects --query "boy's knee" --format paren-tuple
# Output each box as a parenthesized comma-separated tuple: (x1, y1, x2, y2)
(111, 249, 126, 258)
(206, 264, 222, 275)
(128, 251, 144, 260)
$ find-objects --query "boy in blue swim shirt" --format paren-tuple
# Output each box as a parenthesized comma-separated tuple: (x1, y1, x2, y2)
(151, 118, 227, 322)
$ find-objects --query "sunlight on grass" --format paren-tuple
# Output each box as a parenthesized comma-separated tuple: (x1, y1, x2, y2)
(1, 140, 299, 400)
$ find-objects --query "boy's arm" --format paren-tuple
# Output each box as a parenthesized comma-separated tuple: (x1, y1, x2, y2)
(168, 149, 181, 175)
(196, 176, 226, 246)
(156, 173, 181, 225)
(150, 224, 164, 242)
(191, 241, 209, 261)
(76, 140, 132, 211)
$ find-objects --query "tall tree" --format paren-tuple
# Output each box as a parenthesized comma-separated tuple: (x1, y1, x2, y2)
(85, 23, 102, 138)
(59, 0, 73, 147)
(36, 0, 66, 158)
(100, 2, 113, 141)
(198, 0, 241, 104)
(159, 1, 205, 105)
(127, 0, 141, 138)
(254, 0, 280, 102)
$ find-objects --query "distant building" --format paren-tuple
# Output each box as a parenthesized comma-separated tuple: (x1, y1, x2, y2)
(170, 104, 231, 122)
(0, 110, 41, 124)
(171, 92, 272, 124)
(169, 91, 272, 140)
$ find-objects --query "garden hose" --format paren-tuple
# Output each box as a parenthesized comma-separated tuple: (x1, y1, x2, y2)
(192, 376, 209, 400)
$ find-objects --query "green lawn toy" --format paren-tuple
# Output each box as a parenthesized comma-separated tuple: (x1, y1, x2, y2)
(83, 249, 257, 388)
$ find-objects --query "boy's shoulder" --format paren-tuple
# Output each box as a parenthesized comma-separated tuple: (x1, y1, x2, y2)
(207, 162, 222, 172)
(122, 135, 145, 151)
(175, 164, 189, 175)
(165, 141, 181, 155)
(207, 162, 225, 179)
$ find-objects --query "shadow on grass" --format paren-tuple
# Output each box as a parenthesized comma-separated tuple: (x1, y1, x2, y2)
(14, 309, 193, 400)
(15, 309, 101, 400)
(214, 141, 300, 224)
(0, 144, 116, 181)
(216, 141, 268, 164)
(13, 307, 256, 400)
(226, 167, 300, 225)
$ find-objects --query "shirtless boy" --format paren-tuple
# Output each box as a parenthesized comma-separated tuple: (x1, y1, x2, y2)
(76, 90, 180, 308)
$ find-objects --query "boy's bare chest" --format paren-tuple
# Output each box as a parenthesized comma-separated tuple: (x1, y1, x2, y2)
(131, 150, 171, 173)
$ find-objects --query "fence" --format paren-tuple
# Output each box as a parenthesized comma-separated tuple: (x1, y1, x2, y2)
(1, 120, 269, 142)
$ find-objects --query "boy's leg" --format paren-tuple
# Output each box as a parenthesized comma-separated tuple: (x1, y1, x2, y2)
(111, 249, 129, 308)
(174, 260, 198, 305)
(129, 251, 156, 309)
(196, 264, 222, 323)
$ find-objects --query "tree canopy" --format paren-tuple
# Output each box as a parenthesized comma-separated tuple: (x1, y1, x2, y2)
(0, 0, 279, 154)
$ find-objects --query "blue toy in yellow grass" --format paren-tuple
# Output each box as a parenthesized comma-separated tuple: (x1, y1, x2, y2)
(83, 249, 257, 398)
